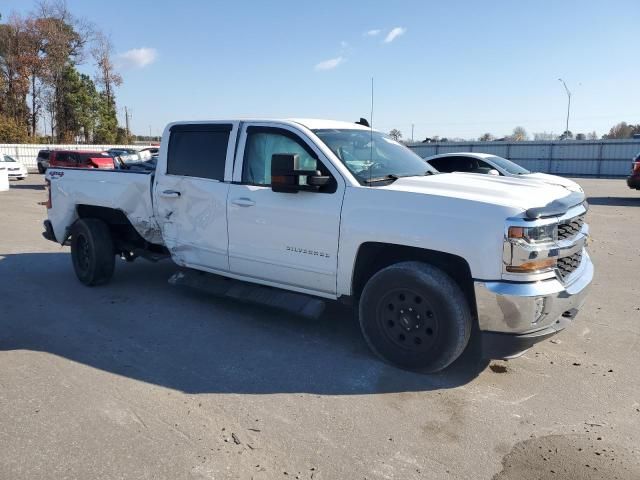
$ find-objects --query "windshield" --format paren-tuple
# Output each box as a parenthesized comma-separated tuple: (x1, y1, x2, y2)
(2, 155, 16, 162)
(109, 149, 140, 164)
(313, 128, 437, 184)
(487, 155, 530, 175)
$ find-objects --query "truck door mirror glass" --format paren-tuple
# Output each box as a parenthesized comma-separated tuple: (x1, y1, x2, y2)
(270, 153, 329, 193)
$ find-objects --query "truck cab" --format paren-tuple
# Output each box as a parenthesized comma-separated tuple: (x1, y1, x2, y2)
(44, 119, 594, 372)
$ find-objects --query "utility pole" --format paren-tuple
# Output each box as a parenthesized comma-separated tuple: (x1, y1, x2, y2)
(558, 78, 571, 138)
(124, 106, 131, 140)
(411, 123, 415, 143)
(149, 125, 152, 143)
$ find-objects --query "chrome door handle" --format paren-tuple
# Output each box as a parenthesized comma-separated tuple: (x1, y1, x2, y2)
(231, 197, 256, 207)
(160, 190, 181, 198)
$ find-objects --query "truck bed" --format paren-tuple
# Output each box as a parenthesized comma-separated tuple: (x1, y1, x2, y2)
(47, 168, 163, 245)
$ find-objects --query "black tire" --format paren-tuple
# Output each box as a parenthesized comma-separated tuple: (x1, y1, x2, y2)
(358, 261, 472, 373)
(70, 218, 115, 286)
(37, 163, 44, 174)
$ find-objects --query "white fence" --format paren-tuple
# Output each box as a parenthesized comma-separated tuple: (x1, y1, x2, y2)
(3, 139, 639, 177)
(0, 144, 152, 170)
(407, 139, 640, 178)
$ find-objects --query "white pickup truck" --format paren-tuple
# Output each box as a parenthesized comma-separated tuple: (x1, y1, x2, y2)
(43, 119, 593, 372)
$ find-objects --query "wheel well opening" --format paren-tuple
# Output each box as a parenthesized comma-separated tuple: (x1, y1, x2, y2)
(352, 242, 477, 319)
(75, 205, 167, 257)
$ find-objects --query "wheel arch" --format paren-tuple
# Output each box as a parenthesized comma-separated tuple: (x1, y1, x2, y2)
(74, 205, 168, 260)
(350, 242, 478, 320)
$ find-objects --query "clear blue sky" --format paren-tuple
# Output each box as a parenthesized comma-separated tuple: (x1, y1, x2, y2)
(3, 0, 639, 139)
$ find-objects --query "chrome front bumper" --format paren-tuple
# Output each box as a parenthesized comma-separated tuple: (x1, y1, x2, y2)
(474, 250, 593, 357)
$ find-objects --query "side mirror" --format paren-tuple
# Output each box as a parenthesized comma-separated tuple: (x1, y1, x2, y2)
(271, 153, 329, 193)
(488, 169, 500, 176)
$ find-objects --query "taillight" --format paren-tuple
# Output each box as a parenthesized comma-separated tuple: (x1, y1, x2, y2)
(45, 178, 52, 208)
(633, 161, 640, 175)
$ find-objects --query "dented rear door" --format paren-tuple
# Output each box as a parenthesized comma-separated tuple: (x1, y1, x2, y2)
(154, 122, 238, 271)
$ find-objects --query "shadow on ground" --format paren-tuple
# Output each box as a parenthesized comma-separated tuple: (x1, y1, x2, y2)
(0, 252, 488, 396)
(7, 182, 46, 191)
(587, 196, 640, 207)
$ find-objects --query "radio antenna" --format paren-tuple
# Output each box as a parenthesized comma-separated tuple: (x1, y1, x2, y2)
(369, 77, 374, 184)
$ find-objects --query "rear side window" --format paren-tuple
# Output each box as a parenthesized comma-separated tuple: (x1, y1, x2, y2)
(167, 124, 232, 180)
(428, 157, 453, 172)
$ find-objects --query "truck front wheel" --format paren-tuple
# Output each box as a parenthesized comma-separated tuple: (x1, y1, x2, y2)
(70, 218, 115, 286)
(358, 261, 472, 373)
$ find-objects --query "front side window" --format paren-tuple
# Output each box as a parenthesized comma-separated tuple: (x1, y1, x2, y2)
(242, 129, 318, 185)
(167, 124, 231, 180)
(313, 129, 436, 185)
(487, 156, 530, 175)
(475, 159, 498, 174)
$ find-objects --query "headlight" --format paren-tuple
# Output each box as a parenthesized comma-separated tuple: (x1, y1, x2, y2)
(508, 224, 556, 244)
(504, 221, 558, 275)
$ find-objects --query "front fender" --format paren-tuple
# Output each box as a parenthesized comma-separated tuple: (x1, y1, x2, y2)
(337, 187, 520, 296)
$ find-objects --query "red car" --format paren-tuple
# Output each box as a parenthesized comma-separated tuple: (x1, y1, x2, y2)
(49, 150, 115, 170)
(627, 153, 640, 190)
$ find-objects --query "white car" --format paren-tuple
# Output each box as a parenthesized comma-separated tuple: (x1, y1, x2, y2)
(0, 154, 28, 180)
(424, 152, 583, 193)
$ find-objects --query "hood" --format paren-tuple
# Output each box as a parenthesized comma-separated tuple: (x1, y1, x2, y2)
(522, 172, 583, 193)
(382, 172, 582, 215)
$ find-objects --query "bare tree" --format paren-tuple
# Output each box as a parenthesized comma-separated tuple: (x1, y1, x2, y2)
(587, 131, 598, 140)
(388, 129, 402, 141)
(511, 126, 528, 141)
(91, 31, 121, 107)
(22, 17, 49, 137)
(533, 132, 558, 141)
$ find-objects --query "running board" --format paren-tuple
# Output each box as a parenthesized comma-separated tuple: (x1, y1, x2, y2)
(168, 269, 326, 319)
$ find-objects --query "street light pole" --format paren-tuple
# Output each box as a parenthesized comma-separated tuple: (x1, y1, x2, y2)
(558, 78, 571, 137)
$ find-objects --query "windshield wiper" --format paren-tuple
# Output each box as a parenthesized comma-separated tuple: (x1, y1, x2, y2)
(362, 174, 400, 185)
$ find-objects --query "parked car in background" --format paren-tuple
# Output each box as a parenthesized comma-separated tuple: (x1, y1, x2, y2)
(138, 147, 159, 160)
(49, 150, 115, 170)
(36, 150, 51, 173)
(424, 152, 583, 193)
(106, 148, 141, 164)
(0, 154, 28, 180)
(626, 152, 640, 190)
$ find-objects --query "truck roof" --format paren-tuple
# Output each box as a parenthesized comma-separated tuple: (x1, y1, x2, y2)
(288, 118, 372, 131)
(167, 118, 373, 132)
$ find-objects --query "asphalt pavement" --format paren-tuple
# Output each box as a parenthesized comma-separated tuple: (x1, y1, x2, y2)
(0, 175, 638, 479)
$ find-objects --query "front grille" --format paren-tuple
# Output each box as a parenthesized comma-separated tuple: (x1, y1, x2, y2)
(557, 251, 582, 280)
(558, 215, 584, 241)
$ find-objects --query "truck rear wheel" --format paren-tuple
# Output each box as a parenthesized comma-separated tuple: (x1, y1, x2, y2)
(70, 218, 115, 286)
(358, 261, 471, 373)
